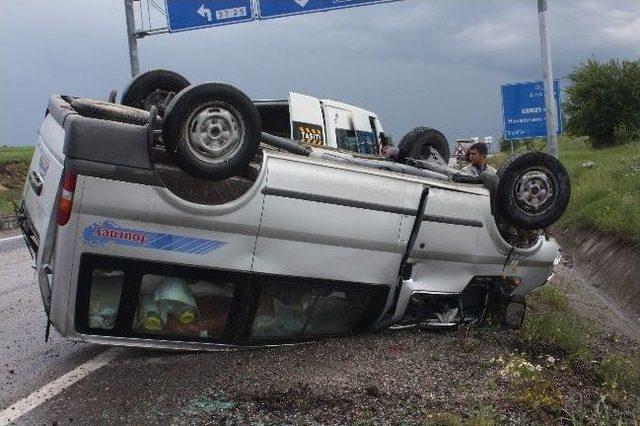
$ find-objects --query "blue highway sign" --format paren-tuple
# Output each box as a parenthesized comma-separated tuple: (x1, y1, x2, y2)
(257, 0, 400, 20)
(165, 0, 254, 32)
(501, 80, 563, 140)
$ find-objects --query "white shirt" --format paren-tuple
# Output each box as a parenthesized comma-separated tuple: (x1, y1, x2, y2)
(460, 163, 497, 177)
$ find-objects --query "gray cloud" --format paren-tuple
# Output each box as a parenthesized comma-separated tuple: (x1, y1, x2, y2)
(2, 0, 639, 147)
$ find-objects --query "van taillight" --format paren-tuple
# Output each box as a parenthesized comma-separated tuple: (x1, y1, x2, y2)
(58, 172, 77, 226)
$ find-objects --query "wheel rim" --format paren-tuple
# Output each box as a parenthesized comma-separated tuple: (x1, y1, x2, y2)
(143, 89, 174, 114)
(513, 168, 556, 214)
(185, 102, 245, 165)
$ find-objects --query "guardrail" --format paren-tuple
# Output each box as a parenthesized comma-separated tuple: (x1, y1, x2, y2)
(0, 214, 19, 230)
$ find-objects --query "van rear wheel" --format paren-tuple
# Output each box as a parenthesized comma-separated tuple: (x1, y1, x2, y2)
(162, 83, 262, 181)
(121, 69, 190, 116)
(397, 127, 450, 164)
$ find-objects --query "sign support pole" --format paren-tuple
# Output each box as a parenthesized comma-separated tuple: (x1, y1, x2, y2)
(125, 0, 140, 78)
(537, 0, 558, 158)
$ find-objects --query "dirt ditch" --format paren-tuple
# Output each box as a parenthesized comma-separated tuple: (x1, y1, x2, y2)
(554, 226, 640, 321)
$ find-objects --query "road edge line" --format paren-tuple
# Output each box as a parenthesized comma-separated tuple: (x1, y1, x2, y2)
(0, 236, 23, 243)
(0, 348, 123, 425)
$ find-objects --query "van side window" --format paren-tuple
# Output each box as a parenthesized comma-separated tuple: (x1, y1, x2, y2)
(335, 128, 358, 152)
(250, 282, 386, 342)
(76, 254, 242, 343)
(356, 131, 377, 155)
(132, 274, 234, 339)
(88, 269, 124, 330)
(76, 255, 388, 345)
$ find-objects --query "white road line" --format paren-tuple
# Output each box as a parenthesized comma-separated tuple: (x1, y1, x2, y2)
(0, 348, 123, 425)
(0, 236, 22, 243)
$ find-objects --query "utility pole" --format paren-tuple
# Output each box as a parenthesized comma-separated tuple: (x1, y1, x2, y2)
(124, 0, 140, 77)
(537, 0, 558, 158)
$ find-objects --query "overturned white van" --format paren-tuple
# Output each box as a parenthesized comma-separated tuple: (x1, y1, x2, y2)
(18, 72, 569, 350)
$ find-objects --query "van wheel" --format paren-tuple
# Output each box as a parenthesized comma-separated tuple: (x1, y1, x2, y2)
(496, 152, 571, 230)
(397, 127, 450, 164)
(121, 69, 190, 116)
(162, 83, 261, 181)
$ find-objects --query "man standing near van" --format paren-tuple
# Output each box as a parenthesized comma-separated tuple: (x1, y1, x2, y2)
(461, 142, 496, 177)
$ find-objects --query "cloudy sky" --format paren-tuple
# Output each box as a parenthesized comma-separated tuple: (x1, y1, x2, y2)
(1, 0, 639, 147)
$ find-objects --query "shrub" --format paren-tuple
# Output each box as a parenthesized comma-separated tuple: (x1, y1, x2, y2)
(564, 58, 640, 148)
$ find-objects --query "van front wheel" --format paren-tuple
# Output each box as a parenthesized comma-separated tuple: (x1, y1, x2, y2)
(162, 83, 262, 181)
(496, 152, 571, 230)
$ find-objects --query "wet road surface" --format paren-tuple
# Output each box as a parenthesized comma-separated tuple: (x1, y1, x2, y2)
(2, 231, 639, 425)
(0, 233, 108, 423)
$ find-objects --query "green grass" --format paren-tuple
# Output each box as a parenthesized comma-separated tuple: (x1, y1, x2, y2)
(594, 353, 640, 398)
(519, 286, 589, 358)
(0, 145, 35, 164)
(490, 138, 640, 242)
(557, 139, 640, 242)
(0, 145, 35, 214)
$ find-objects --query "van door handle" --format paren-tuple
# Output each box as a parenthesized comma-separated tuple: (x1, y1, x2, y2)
(28, 171, 43, 196)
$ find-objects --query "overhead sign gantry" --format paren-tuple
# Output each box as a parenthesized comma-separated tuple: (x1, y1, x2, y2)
(256, 0, 400, 20)
(162, 0, 401, 33)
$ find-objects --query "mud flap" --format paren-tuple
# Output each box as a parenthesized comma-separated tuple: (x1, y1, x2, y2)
(502, 295, 526, 329)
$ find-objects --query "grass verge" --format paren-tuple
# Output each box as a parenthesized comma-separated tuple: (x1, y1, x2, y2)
(490, 138, 640, 243)
(519, 287, 589, 358)
(0, 146, 35, 163)
(514, 284, 640, 421)
(557, 138, 640, 243)
(0, 146, 34, 214)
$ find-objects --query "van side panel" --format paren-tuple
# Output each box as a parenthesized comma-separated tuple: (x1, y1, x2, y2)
(64, 169, 268, 335)
(253, 154, 413, 285)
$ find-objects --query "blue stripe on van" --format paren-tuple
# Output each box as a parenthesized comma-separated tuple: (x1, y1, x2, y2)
(82, 221, 227, 255)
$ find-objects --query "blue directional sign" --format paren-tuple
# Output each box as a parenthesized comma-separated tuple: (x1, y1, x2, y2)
(501, 80, 563, 140)
(257, 0, 401, 20)
(165, 0, 254, 32)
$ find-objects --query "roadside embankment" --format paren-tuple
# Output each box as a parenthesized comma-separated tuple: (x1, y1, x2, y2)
(554, 226, 640, 321)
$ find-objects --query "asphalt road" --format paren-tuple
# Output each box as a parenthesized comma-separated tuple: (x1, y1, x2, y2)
(0, 232, 108, 422)
(1, 230, 638, 425)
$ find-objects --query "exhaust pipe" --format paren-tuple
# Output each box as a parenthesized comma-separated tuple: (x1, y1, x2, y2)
(261, 132, 310, 156)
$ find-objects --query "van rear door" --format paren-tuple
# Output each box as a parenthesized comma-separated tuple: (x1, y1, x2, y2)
(288, 93, 325, 146)
(22, 113, 66, 252)
(21, 109, 68, 316)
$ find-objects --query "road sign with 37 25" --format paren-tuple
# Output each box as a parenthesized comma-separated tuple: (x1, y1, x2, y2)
(165, 0, 254, 32)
